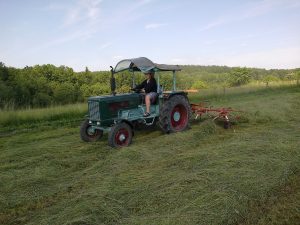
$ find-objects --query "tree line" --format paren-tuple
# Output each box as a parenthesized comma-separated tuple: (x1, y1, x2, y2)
(0, 62, 299, 109)
(179, 65, 300, 89)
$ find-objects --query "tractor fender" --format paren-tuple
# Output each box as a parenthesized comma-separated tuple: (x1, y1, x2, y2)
(165, 91, 189, 102)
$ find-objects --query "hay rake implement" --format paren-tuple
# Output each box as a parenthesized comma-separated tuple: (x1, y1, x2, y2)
(191, 102, 243, 129)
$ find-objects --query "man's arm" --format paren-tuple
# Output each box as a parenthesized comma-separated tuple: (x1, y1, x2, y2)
(135, 80, 146, 90)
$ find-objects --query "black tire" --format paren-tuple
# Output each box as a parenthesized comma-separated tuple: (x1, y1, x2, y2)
(108, 122, 133, 148)
(223, 121, 231, 129)
(80, 119, 103, 142)
(159, 95, 192, 133)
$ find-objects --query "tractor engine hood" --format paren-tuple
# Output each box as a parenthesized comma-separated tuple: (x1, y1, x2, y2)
(87, 93, 141, 123)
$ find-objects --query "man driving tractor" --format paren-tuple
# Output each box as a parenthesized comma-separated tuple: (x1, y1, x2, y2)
(134, 70, 157, 117)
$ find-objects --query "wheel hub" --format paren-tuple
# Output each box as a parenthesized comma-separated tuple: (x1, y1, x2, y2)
(87, 127, 95, 136)
(170, 103, 188, 131)
(119, 134, 126, 142)
(173, 111, 181, 122)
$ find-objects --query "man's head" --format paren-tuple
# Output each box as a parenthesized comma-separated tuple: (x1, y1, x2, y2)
(144, 70, 154, 78)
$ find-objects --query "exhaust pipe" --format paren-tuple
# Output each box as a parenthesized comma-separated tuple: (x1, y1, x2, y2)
(110, 66, 116, 96)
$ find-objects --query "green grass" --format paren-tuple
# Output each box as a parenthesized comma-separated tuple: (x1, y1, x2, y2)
(0, 85, 299, 225)
(0, 103, 87, 132)
(239, 172, 300, 225)
(188, 80, 297, 100)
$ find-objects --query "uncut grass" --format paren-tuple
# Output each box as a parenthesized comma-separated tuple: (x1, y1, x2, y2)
(0, 86, 299, 225)
(190, 80, 296, 99)
(189, 85, 300, 123)
(0, 103, 87, 131)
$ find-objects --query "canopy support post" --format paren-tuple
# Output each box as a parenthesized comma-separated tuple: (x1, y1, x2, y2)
(110, 66, 116, 96)
(156, 71, 161, 95)
(172, 70, 176, 92)
(132, 71, 136, 88)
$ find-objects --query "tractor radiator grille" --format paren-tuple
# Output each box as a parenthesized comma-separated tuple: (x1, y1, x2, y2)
(88, 101, 100, 120)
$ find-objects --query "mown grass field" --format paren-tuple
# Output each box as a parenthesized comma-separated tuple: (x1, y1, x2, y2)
(0, 85, 299, 225)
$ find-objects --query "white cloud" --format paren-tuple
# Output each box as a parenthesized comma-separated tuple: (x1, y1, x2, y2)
(43, 3, 66, 11)
(145, 23, 168, 29)
(29, 27, 97, 53)
(199, 20, 226, 32)
(242, 0, 286, 19)
(37, 0, 157, 51)
(105, 0, 155, 27)
(100, 42, 112, 49)
(63, 0, 103, 27)
(39, 0, 104, 50)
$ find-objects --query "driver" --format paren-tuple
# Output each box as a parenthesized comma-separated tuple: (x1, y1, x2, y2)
(134, 70, 157, 117)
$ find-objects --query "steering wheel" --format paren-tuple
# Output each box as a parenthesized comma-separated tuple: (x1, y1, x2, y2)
(131, 88, 143, 94)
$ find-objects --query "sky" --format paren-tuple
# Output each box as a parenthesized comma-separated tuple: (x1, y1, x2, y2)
(0, 0, 300, 71)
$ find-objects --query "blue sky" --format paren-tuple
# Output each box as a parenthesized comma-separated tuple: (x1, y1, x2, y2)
(1, 0, 300, 71)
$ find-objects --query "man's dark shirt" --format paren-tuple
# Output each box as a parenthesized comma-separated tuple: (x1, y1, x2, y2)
(136, 78, 157, 94)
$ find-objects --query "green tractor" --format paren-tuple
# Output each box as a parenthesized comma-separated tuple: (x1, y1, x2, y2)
(80, 57, 192, 147)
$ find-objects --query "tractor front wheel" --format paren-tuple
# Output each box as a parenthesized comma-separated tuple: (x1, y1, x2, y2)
(108, 122, 133, 148)
(80, 119, 103, 142)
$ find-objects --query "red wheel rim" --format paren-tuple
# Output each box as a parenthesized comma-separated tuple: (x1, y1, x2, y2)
(87, 126, 100, 137)
(171, 104, 188, 131)
(115, 128, 130, 146)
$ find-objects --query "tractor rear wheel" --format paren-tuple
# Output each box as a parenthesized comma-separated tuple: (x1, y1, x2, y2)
(80, 119, 103, 142)
(159, 95, 191, 133)
(108, 122, 133, 148)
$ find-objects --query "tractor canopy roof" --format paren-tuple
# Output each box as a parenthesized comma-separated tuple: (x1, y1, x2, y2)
(114, 57, 181, 73)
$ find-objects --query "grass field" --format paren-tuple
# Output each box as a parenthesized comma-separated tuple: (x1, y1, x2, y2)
(0, 103, 86, 133)
(0, 85, 299, 225)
